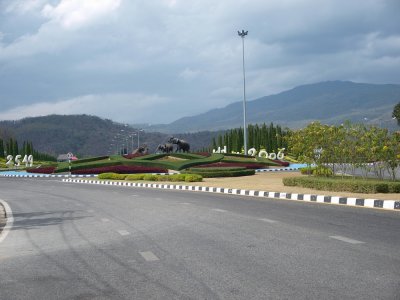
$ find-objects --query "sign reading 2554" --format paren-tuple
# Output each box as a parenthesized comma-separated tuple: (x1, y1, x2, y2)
(5, 155, 34, 167)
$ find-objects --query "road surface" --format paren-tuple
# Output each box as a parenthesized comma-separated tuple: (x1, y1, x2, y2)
(0, 177, 399, 299)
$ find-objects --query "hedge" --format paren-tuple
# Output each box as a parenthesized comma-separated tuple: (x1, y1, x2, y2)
(101, 173, 203, 182)
(283, 176, 400, 193)
(72, 165, 168, 174)
(98, 173, 127, 180)
(182, 167, 255, 178)
(195, 162, 267, 169)
(56, 160, 121, 173)
(71, 156, 109, 164)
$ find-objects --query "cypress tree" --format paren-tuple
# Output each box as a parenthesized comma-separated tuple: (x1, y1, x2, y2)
(0, 139, 4, 158)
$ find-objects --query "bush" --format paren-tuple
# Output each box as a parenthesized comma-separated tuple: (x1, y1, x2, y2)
(71, 156, 109, 164)
(98, 173, 127, 180)
(143, 174, 158, 181)
(125, 174, 146, 180)
(72, 165, 168, 175)
(283, 176, 400, 194)
(312, 166, 333, 177)
(299, 166, 332, 176)
(195, 162, 267, 169)
(183, 167, 255, 178)
(124, 173, 203, 182)
(184, 174, 203, 182)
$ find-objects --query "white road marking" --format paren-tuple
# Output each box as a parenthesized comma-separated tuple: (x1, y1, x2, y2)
(212, 208, 227, 213)
(0, 199, 14, 243)
(140, 251, 159, 262)
(117, 230, 130, 236)
(329, 235, 365, 244)
(258, 218, 277, 224)
(101, 218, 110, 222)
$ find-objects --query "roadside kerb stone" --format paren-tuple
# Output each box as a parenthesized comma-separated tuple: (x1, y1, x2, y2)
(62, 178, 400, 211)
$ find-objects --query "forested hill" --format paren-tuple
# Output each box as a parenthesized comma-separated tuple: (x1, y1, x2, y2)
(0, 115, 220, 157)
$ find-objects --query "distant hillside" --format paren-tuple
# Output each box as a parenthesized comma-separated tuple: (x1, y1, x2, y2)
(0, 115, 220, 157)
(144, 81, 400, 132)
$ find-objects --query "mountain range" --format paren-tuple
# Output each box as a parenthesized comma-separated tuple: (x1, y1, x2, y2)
(143, 81, 400, 132)
(0, 81, 399, 157)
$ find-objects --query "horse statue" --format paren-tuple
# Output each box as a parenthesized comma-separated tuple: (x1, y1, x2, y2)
(155, 143, 173, 154)
(168, 137, 190, 153)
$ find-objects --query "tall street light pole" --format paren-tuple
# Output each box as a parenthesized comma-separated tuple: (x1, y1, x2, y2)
(238, 29, 248, 155)
(137, 129, 144, 148)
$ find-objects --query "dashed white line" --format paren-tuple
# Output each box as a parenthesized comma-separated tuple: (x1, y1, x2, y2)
(258, 218, 277, 224)
(139, 251, 159, 262)
(212, 208, 228, 213)
(329, 235, 365, 244)
(117, 230, 130, 236)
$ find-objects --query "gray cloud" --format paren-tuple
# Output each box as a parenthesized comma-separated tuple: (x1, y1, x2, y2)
(0, 0, 399, 124)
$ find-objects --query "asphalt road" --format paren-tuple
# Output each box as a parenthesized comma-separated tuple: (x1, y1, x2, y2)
(0, 177, 399, 300)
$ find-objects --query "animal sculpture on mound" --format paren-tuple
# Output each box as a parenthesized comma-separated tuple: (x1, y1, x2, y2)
(155, 143, 173, 154)
(168, 137, 190, 153)
(132, 144, 149, 155)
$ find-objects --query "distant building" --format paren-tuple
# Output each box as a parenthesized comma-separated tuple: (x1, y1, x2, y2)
(57, 154, 78, 162)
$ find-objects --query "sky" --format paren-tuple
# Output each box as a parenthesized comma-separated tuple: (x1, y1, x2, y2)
(0, 0, 399, 124)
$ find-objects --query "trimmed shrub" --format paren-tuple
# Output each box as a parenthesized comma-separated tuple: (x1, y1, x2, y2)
(283, 176, 400, 194)
(124, 173, 203, 182)
(72, 165, 168, 175)
(183, 167, 255, 178)
(125, 174, 146, 180)
(184, 174, 203, 182)
(143, 174, 158, 181)
(195, 162, 266, 169)
(98, 173, 127, 180)
(71, 156, 109, 164)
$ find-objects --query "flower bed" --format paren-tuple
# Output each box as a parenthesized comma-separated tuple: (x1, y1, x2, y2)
(26, 166, 56, 174)
(72, 165, 168, 174)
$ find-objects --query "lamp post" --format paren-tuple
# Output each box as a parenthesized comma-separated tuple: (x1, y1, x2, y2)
(137, 129, 144, 148)
(238, 29, 248, 155)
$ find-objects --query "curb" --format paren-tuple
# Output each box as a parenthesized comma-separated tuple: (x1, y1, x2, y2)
(0, 174, 97, 178)
(256, 168, 299, 172)
(62, 179, 400, 211)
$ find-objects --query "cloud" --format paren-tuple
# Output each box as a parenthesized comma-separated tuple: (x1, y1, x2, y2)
(0, 0, 399, 125)
(42, 0, 121, 30)
(5, 0, 48, 14)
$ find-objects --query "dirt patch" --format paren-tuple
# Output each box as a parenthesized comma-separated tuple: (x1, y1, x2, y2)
(193, 172, 400, 200)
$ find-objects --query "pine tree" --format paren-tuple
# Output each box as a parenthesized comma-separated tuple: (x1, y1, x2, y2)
(0, 139, 4, 158)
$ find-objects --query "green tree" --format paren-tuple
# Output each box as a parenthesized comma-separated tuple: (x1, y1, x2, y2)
(392, 102, 400, 126)
(0, 139, 4, 158)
